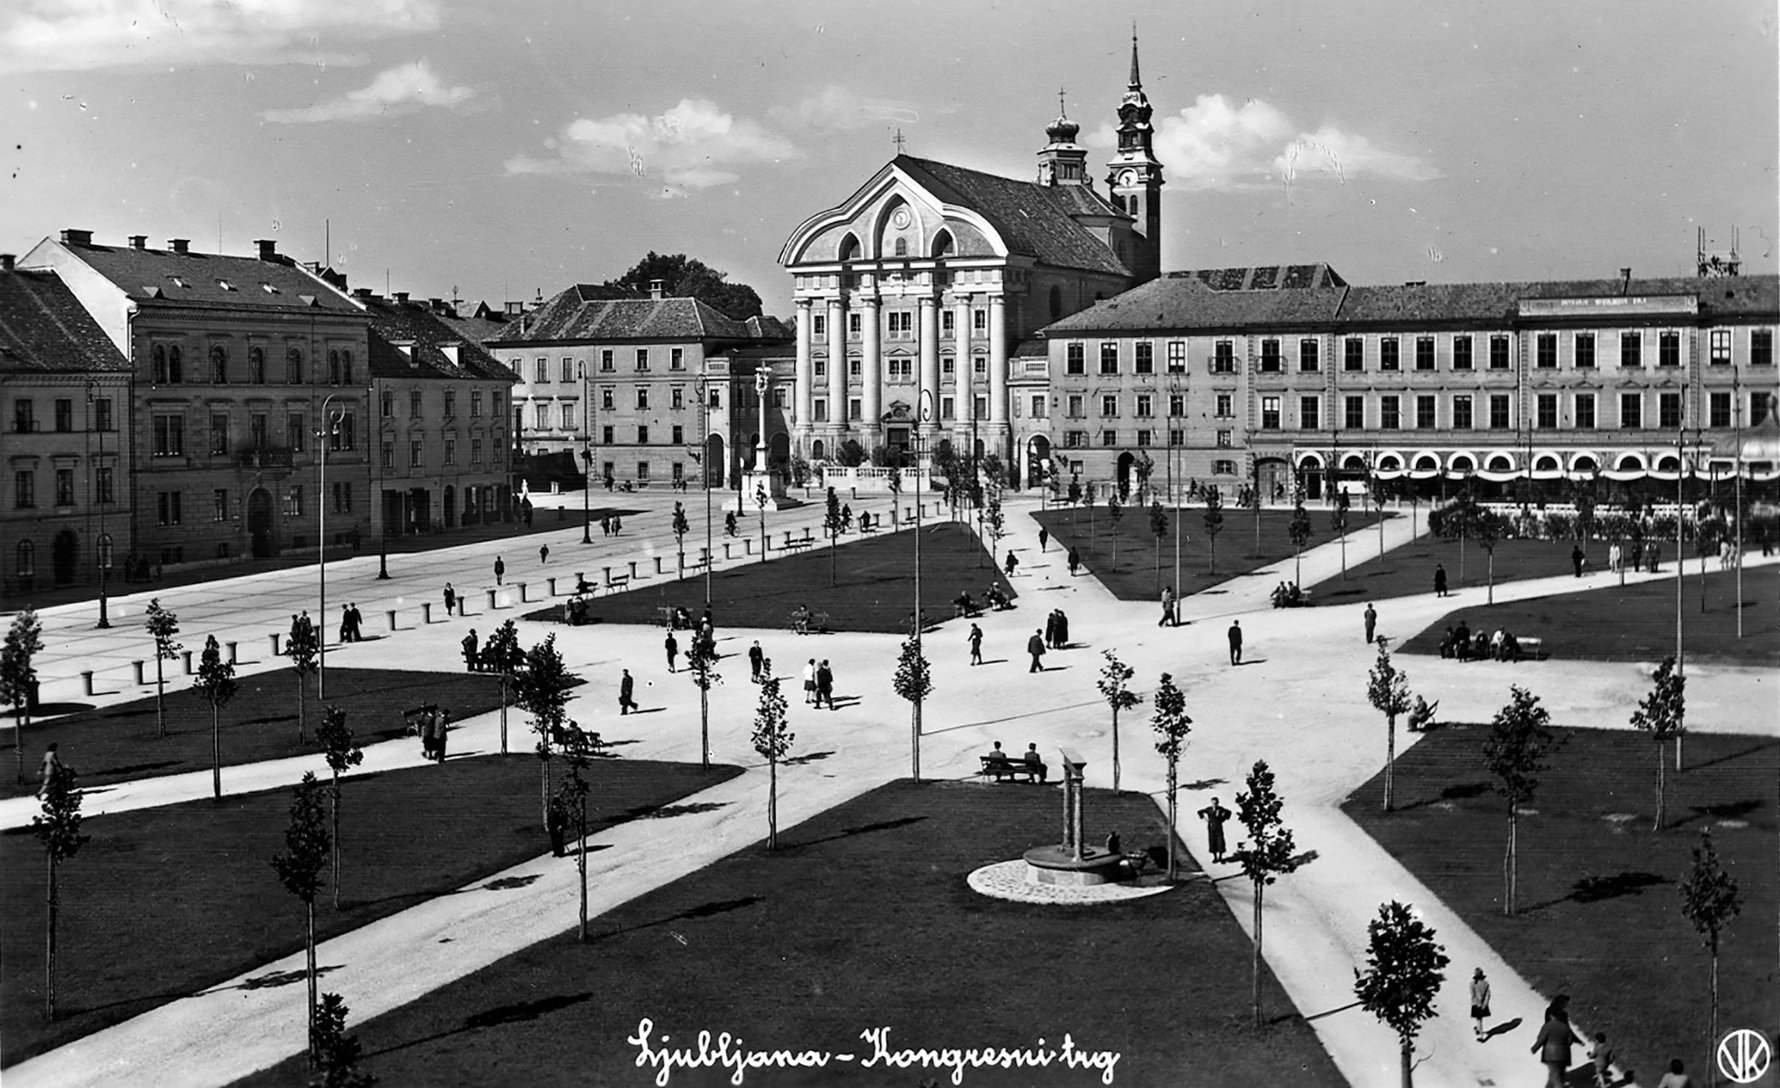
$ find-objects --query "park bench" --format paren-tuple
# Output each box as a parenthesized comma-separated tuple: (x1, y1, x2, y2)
(401, 704, 437, 736)
(1516, 636, 1547, 660)
(789, 610, 831, 635)
(781, 538, 813, 553)
(978, 755, 1047, 783)
(604, 573, 630, 592)
(656, 606, 676, 628)
(549, 723, 602, 750)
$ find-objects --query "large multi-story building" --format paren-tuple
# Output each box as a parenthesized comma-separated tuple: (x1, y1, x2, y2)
(20, 231, 372, 564)
(776, 40, 1162, 469)
(1, 257, 134, 601)
(1037, 266, 1780, 499)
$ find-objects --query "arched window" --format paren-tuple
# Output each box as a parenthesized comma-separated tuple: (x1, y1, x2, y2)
(1342, 454, 1367, 472)
(1616, 453, 1646, 473)
(338, 349, 352, 384)
(931, 231, 954, 259)
(328, 349, 341, 384)
(249, 346, 266, 383)
(286, 346, 304, 384)
(1378, 454, 1402, 472)
(837, 234, 859, 263)
(1655, 455, 1680, 473)
(1448, 454, 1475, 473)
(1414, 454, 1439, 472)
(152, 344, 167, 383)
(167, 346, 182, 383)
(1486, 454, 1514, 472)
(1572, 455, 1598, 474)
(1534, 454, 1560, 472)
(893, 237, 907, 257)
(210, 345, 227, 383)
(1049, 285, 1062, 321)
(15, 539, 34, 579)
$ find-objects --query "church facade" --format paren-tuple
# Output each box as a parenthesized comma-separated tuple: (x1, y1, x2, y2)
(777, 41, 1162, 472)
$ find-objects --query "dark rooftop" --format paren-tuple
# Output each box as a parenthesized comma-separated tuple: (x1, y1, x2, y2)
(53, 235, 361, 313)
(0, 268, 131, 375)
(897, 156, 1131, 278)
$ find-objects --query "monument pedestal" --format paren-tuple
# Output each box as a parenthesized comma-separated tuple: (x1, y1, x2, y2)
(723, 470, 800, 513)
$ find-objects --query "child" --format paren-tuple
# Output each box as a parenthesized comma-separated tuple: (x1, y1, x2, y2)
(1468, 968, 1490, 1039)
(1588, 1032, 1615, 1088)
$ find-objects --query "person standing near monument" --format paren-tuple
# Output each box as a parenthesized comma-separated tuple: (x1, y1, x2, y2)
(1196, 798, 1231, 862)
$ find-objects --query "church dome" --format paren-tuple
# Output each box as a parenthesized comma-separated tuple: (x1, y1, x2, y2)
(1045, 112, 1080, 144)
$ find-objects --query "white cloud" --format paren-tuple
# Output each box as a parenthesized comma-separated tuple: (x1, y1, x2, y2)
(770, 85, 920, 133)
(505, 98, 798, 190)
(260, 60, 474, 123)
(0, 0, 440, 74)
(1090, 93, 1435, 191)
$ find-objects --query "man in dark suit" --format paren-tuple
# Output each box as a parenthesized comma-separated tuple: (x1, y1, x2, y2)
(1027, 629, 1047, 673)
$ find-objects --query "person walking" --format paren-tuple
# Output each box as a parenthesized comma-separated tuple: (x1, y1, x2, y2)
(1066, 545, 1080, 576)
(1364, 602, 1378, 644)
(540, 543, 551, 566)
(443, 582, 457, 617)
(1468, 968, 1491, 1039)
(36, 743, 66, 798)
(461, 629, 479, 671)
(748, 640, 764, 682)
(1227, 619, 1243, 666)
(619, 669, 637, 715)
(546, 794, 568, 858)
(421, 709, 440, 762)
(815, 660, 835, 709)
(1004, 550, 1019, 577)
(1056, 609, 1070, 647)
(1587, 1032, 1615, 1088)
(1530, 996, 1585, 1088)
(1571, 543, 1584, 577)
(1159, 586, 1176, 627)
(1196, 798, 1232, 862)
(1027, 629, 1047, 673)
(348, 603, 363, 641)
(434, 708, 450, 762)
(803, 658, 817, 705)
(339, 604, 353, 644)
(1038, 527, 1049, 553)
(1044, 610, 1059, 649)
(967, 623, 984, 666)
(1433, 562, 1448, 597)
(494, 555, 506, 585)
(664, 629, 678, 672)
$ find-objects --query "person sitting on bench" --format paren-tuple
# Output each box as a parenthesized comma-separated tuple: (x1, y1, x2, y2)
(985, 584, 1010, 611)
(1453, 621, 1472, 661)
(576, 575, 595, 596)
(1022, 743, 1048, 783)
(953, 591, 979, 618)
(791, 605, 811, 635)
(985, 741, 1013, 765)
(1438, 627, 1457, 659)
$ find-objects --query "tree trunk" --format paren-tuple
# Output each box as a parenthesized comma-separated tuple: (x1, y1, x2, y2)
(1251, 881, 1265, 1028)
(156, 658, 166, 738)
(576, 800, 589, 941)
(331, 773, 342, 910)
(296, 672, 306, 744)
(1383, 713, 1396, 812)
(1675, 732, 1684, 773)
(211, 705, 221, 800)
(1654, 742, 1666, 831)
(1709, 949, 1719, 1088)
(540, 757, 552, 829)
(1487, 550, 1496, 605)
(910, 701, 922, 782)
(305, 900, 318, 1065)
(1111, 708, 1121, 792)
(14, 707, 22, 785)
(1503, 802, 1517, 916)
(767, 757, 778, 851)
(1294, 545, 1301, 587)
(1400, 1035, 1414, 1088)
(499, 676, 510, 755)
(44, 852, 57, 1020)
(699, 686, 710, 770)
(1165, 761, 1178, 881)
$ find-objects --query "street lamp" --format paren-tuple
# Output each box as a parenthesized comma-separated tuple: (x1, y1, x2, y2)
(317, 393, 345, 699)
(87, 381, 112, 628)
(1167, 374, 1183, 597)
(580, 360, 593, 545)
(690, 375, 713, 607)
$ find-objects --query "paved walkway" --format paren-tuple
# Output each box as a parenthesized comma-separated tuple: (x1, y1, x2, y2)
(6, 494, 1774, 1088)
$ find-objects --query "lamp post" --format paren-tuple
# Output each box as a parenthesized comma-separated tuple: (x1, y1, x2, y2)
(1167, 374, 1182, 596)
(691, 375, 713, 607)
(88, 381, 112, 628)
(317, 393, 344, 700)
(1734, 376, 1744, 639)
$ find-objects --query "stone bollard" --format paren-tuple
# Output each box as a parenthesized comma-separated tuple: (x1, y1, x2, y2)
(82, 670, 95, 696)
(603, 566, 613, 586)
(723, 543, 733, 560)
(628, 560, 638, 579)
(133, 660, 146, 685)
(803, 527, 813, 542)
(548, 577, 558, 596)
(423, 602, 433, 624)
(181, 649, 194, 674)
(517, 581, 527, 603)
(270, 632, 282, 656)
(226, 641, 238, 664)
(782, 530, 792, 547)
(701, 547, 710, 566)
(744, 538, 753, 555)
(387, 609, 397, 631)
(654, 556, 665, 575)
(486, 588, 498, 610)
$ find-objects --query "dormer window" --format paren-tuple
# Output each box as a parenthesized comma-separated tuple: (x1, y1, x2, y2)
(261, 283, 280, 295)
(216, 279, 237, 291)
(169, 276, 187, 289)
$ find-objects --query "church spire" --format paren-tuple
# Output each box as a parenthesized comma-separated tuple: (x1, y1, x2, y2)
(1106, 28, 1163, 283)
(1129, 26, 1141, 88)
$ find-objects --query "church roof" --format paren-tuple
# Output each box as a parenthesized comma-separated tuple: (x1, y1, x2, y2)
(895, 156, 1131, 277)
(0, 268, 131, 375)
(492, 286, 778, 344)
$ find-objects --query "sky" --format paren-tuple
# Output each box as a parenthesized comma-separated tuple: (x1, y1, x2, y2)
(4, 0, 1775, 319)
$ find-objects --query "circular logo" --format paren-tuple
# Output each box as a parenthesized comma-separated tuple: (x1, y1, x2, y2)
(1720, 1029, 1773, 1085)
(891, 208, 911, 229)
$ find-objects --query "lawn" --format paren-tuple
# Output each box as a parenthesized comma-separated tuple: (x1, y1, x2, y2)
(1342, 726, 1778, 1083)
(1306, 530, 1661, 606)
(525, 521, 1018, 635)
(1033, 505, 1385, 602)
(1396, 565, 1779, 666)
(0, 668, 517, 801)
(0, 754, 740, 1065)
(237, 781, 1345, 1088)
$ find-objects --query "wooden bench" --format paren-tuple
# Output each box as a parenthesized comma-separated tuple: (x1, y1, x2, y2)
(656, 606, 676, 628)
(604, 573, 630, 592)
(549, 723, 602, 750)
(1516, 636, 1547, 660)
(789, 610, 831, 635)
(978, 756, 1047, 783)
(781, 538, 813, 553)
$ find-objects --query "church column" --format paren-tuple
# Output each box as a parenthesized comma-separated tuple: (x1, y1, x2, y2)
(989, 293, 1009, 447)
(826, 296, 846, 441)
(794, 299, 812, 446)
(860, 292, 882, 448)
(953, 295, 972, 440)
(917, 295, 940, 435)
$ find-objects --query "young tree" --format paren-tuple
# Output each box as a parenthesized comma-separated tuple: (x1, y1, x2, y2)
(32, 762, 88, 1020)
(194, 634, 238, 800)
(315, 705, 364, 910)
(891, 637, 933, 781)
(310, 992, 377, 1088)
(1132, 450, 1155, 506)
(685, 632, 721, 770)
(1231, 760, 1309, 1027)
(671, 501, 690, 581)
(1288, 503, 1313, 587)
(1096, 650, 1143, 791)
(270, 772, 330, 1065)
(1067, 474, 1083, 522)
(2, 608, 44, 784)
(985, 493, 1006, 565)
(1105, 493, 1124, 568)
(1367, 638, 1414, 812)
(1149, 672, 1193, 881)
(1353, 900, 1450, 1088)
(144, 598, 182, 739)
(1677, 829, 1742, 1071)
(1481, 686, 1557, 916)
(750, 676, 793, 851)
(1202, 486, 1225, 573)
(555, 722, 606, 941)
(1331, 494, 1350, 581)
(1630, 656, 1685, 830)
(887, 464, 902, 529)
(1147, 500, 1168, 593)
(288, 615, 319, 743)
(482, 621, 522, 755)
(823, 488, 844, 585)
(1084, 479, 1098, 538)
(1471, 506, 1506, 604)
(514, 635, 580, 827)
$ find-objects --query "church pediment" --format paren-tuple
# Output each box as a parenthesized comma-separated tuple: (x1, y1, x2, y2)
(780, 162, 1005, 268)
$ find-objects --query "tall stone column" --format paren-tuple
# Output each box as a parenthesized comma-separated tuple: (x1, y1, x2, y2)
(794, 299, 812, 447)
(826, 296, 846, 444)
(989, 294, 1009, 451)
(953, 296, 972, 439)
(918, 296, 940, 435)
(860, 294, 882, 448)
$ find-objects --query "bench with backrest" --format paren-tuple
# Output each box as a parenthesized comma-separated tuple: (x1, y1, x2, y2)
(781, 538, 813, 553)
(604, 572, 630, 593)
(979, 755, 1047, 783)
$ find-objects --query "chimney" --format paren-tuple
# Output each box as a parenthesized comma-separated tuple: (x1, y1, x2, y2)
(352, 287, 374, 300)
(649, 278, 665, 300)
(255, 239, 278, 261)
(1620, 267, 1632, 295)
(129, 235, 147, 250)
(60, 228, 93, 246)
(168, 238, 189, 254)
(0, 254, 13, 272)
(392, 291, 410, 304)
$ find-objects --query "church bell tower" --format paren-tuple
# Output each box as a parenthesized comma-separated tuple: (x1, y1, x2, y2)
(1105, 33, 1164, 283)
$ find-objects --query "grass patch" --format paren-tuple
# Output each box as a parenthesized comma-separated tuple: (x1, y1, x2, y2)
(0, 669, 521, 801)
(0, 755, 739, 1065)
(1396, 565, 1779, 666)
(1342, 726, 1777, 1082)
(237, 781, 1343, 1087)
(1033, 506, 1384, 602)
(525, 522, 1017, 635)
(1312, 532, 1650, 604)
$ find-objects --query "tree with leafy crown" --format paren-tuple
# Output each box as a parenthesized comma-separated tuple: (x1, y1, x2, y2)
(316, 705, 364, 910)
(144, 598, 182, 739)
(1353, 900, 1450, 1088)
(1630, 656, 1685, 830)
(1096, 650, 1142, 791)
(287, 614, 319, 743)
(1, 608, 44, 784)
(270, 772, 330, 1065)
(1482, 686, 1558, 916)
(194, 634, 237, 800)
(1149, 672, 1192, 881)
(1677, 828, 1741, 1075)
(750, 677, 793, 850)
(892, 637, 932, 781)
(1367, 637, 1414, 813)
(1202, 486, 1225, 573)
(1230, 760, 1309, 1027)
(32, 761, 88, 1020)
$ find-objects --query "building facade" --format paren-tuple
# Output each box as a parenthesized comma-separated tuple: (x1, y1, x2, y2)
(1037, 267, 1780, 500)
(1, 259, 134, 600)
(777, 40, 1162, 468)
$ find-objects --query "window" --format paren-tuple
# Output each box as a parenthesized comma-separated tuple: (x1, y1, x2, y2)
(1620, 332, 1641, 367)
(1452, 395, 1472, 430)
(1345, 395, 1365, 429)
(561, 404, 576, 429)
(1031, 394, 1047, 418)
(444, 439, 456, 465)
(813, 400, 828, 422)
(1063, 430, 1087, 449)
(442, 392, 455, 419)
(1414, 337, 1435, 371)
(213, 488, 229, 522)
(249, 347, 266, 383)
(636, 461, 651, 482)
(287, 412, 304, 452)
(887, 358, 912, 380)
(1709, 329, 1731, 365)
(410, 391, 423, 418)
(157, 490, 181, 525)
(1215, 393, 1233, 418)
(1489, 394, 1511, 430)
(1658, 330, 1680, 368)
(972, 356, 987, 376)
(410, 440, 424, 467)
(636, 388, 649, 410)
(325, 413, 353, 452)
(94, 398, 112, 432)
(380, 391, 393, 418)
(1213, 341, 1236, 373)
(812, 314, 826, 337)
(534, 404, 549, 428)
(670, 347, 685, 370)
(153, 414, 184, 456)
(329, 349, 351, 384)
(973, 309, 987, 333)
(672, 461, 684, 484)
(1576, 393, 1596, 429)
(887, 312, 912, 339)
(1167, 340, 1185, 373)
(1212, 459, 1237, 476)
(54, 399, 72, 432)
(1215, 430, 1231, 448)
(332, 482, 352, 513)
(1298, 338, 1319, 372)
(286, 486, 304, 518)
(167, 345, 183, 383)
(850, 398, 863, 421)
(602, 425, 614, 444)
(13, 470, 34, 508)
(1415, 394, 1437, 429)
(1380, 337, 1400, 371)
(636, 349, 649, 371)
(1299, 395, 1320, 429)
(535, 358, 548, 383)
(1710, 391, 1731, 428)
(941, 311, 954, 337)
(151, 345, 167, 383)
(1100, 394, 1119, 417)
(1099, 342, 1119, 374)
(14, 540, 33, 579)
(1134, 394, 1153, 418)
(600, 349, 615, 372)
(1659, 392, 1683, 429)
(54, 468, 73, 506)
(1135, 430, 1153, 447)
(1260, 339, 1281, 372)
(1169, 394, 1185, 418)
(1100, 430, 1118, 447)
(668, 387, 684, 410)
(1066, 343, 1085, 374)
(941, 396, 955, 421)
(941, 357, 954, 377)
(1344, 338, 1364, 372)
(382, 442, 395, 470)
(848, 313, 861, 337)
(671, 424, 684, 445)
(1490, 335, 1511, 371)
(210, 412, 230, 455)
(1755, 391, 1773, 426)
(95, 466, 113, 504)
(286, 346, 302, 383)
(1381, 395, 1401, 430)
(470, 392, 483, 417)
(1537, 394, 1558, 429)
(847, 358, 861, 378)
(601, 389, 614, 411)
(1575, 332, 1595, 369)
(1134, 342, 1154, 374)
(1619, 392, 1642, 429)
(1754, 330, 1774, 366)
(561, 357, 575, 382)
(1260, 396, 1281, 429)
(637, 425, 650, 444)
(1066, 394, 1084, 418)
(1452, 335, 1473, 371)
